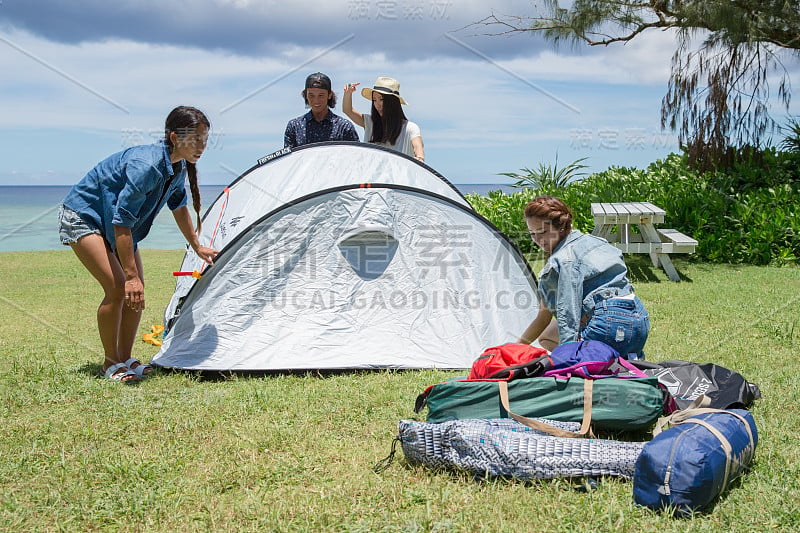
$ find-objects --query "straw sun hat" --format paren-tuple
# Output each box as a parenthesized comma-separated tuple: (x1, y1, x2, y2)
(361, 77, 408, 105)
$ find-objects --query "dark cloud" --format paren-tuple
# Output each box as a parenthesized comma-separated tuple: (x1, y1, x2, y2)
(0, 0, 548, 61)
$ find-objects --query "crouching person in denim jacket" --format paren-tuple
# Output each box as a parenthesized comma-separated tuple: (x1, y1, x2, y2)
(517, 196, 650, 359)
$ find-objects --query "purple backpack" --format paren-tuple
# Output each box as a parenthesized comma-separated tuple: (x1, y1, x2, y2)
(541, 341, 646, 379)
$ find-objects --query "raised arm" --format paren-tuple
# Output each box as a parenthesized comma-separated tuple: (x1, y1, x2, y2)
(342, 83, 365, 127)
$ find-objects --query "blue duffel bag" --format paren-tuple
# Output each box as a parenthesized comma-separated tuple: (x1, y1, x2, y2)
(633, 399, 758, 516)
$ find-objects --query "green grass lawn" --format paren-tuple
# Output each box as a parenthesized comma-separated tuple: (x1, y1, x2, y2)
(1, 250, 798, 532)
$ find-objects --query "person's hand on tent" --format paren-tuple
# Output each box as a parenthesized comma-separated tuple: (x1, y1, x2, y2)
(194, 244, 218, 265)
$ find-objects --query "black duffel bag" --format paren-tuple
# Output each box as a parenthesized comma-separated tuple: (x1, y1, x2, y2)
(625, 359, 761, 410)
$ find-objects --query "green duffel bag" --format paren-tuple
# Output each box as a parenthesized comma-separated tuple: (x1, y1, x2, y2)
(414, 376, 669, 436)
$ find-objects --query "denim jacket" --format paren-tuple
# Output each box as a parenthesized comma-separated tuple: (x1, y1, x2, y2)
(62, 141, 187, 251)
(537, 230, 634, 343)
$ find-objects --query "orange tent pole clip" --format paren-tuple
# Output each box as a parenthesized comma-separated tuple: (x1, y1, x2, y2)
(173, 270, 202, 279)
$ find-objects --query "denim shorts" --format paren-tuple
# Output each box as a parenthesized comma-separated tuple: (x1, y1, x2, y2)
(58, 204, 101, 245)
(580, 296, 650, 359)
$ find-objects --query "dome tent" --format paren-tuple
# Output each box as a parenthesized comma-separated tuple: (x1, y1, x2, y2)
(152, 142, 539, 371)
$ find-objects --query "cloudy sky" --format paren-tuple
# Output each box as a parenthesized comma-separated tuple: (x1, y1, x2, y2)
(1, 0, 796, 187)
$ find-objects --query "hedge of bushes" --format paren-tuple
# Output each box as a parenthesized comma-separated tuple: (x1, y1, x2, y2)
(467, 150, 800, 265)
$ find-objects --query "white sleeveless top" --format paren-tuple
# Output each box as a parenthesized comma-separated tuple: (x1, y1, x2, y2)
(363, 115, 421, 158)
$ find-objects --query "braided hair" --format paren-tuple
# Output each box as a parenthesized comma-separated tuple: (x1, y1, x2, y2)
(164, 106, 210, 231)
(524, 195, 573, 233)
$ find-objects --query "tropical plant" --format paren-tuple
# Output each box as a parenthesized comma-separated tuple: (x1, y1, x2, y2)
(780, 116, 800, 153)
(501, 156, 588, 190)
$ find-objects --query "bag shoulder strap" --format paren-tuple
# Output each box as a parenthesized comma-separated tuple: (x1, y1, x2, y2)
(498, 379, 594, 438)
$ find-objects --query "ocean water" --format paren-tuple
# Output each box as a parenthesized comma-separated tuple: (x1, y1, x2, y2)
(0, 183, 515, 252)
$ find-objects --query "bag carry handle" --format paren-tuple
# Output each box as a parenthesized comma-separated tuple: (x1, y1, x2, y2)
(654, 395, 752, 438)
(654, 394, 757, 492)
(654, 395, 755, 452)
(615, 357, 649, 377)
(498, 379, 594, 438)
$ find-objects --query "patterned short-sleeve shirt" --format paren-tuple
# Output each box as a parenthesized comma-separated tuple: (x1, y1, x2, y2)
(284, 110, 359, 148)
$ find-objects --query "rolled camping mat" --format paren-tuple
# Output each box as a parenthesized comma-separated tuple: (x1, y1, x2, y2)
(399, 418, 645, 480)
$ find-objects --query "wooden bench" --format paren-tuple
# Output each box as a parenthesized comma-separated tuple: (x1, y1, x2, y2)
(657, 228, 698, 254)
(591, 202, 696, 281)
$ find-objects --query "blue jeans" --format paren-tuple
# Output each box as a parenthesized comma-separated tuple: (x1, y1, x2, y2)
(580, 296, 650, 359)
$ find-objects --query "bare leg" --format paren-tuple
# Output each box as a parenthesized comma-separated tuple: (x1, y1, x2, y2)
(538, 320, 560, 352)
(69, 234, 138, 381)
(117, 250, 144, 365)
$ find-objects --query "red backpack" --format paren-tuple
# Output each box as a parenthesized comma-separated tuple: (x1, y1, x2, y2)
(468, 344, 550, 381)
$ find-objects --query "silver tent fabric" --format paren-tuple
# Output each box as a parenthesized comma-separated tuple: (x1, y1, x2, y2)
(153, 184, 538, 371)
(399, 419, 646, 480)
(164, 143, 470, 323)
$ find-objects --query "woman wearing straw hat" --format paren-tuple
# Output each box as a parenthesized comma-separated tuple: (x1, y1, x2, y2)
(343, 76, 425, 162)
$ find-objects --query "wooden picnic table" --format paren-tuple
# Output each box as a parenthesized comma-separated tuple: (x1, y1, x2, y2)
(591, 202, 697, 281)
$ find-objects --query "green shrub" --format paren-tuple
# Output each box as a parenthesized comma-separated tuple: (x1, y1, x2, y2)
(473, 152, 800, 266)
(467, 189, 538, 255)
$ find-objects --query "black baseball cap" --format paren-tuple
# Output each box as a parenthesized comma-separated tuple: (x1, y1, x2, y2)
(305, 72, 332, 91)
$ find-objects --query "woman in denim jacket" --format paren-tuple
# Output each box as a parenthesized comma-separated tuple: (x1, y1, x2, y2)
(58, 106, 217, 382)
(518, 196, 649, 359)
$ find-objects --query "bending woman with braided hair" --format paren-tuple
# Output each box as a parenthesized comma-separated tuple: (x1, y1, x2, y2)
(59, 106, 217, 382)
(518, 195, 650, 359)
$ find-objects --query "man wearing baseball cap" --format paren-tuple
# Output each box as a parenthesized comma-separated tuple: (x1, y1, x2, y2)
(284, 72, 359, 148)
